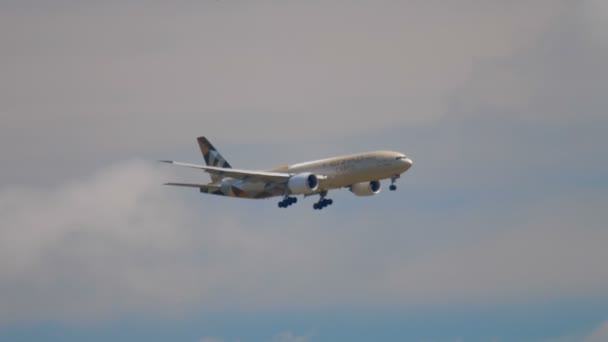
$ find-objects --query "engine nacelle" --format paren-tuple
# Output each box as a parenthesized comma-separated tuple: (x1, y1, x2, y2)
(288, 173, 319, 194)
(350, 180, 381, 196)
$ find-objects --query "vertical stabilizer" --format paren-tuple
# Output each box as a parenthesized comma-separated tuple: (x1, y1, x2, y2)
(197, 136, 232, 182)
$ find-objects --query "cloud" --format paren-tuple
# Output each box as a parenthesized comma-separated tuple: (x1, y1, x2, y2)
(383, 192, 608, 306)
(2, 1, 604, 193)
(582, 0, 608, 49)
(0, 1, 567, 187)
(272, 332, 310, 342)
(200, 338, 224, 342)
(1, 160, 607, 325)
(0, 0, 607, 329)
(0, 160, 205, 322)
(543, 319, 608, 342)
(586, 320, 608, 342)
(453, 3, 608, 124)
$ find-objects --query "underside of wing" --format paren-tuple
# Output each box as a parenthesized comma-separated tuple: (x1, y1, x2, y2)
(160, 160, 292, 183)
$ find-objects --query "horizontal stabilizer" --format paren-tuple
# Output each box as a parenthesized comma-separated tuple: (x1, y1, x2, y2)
(164, 182, 218, 189)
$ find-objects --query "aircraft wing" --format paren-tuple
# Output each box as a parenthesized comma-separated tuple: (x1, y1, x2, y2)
(160, 160, 292, 183)
(164, 182, 226, 195)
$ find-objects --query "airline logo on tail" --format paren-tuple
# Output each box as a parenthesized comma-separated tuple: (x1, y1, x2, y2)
(197, 136, 231, 182)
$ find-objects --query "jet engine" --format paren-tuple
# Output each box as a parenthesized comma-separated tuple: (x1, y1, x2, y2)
(288, 173, 319, 194)
(350, 180, 381, 196)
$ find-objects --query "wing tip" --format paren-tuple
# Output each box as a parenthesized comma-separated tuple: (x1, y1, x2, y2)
(158, 160, 174, 164)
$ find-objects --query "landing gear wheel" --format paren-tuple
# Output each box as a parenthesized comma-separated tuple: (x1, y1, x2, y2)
(389, 175, 399, 191)
(278, 196, 298, 208)
(313, 196, 333, 210)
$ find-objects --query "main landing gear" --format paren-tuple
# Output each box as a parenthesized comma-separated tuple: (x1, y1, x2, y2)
(277, 192, 335, 210)
(313, 191, 333, 210)
(278, 196, 297, 208)
(389, 175, 399, 191)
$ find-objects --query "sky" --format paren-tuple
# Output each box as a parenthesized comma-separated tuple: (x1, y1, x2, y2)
(1, 1, 608, 341)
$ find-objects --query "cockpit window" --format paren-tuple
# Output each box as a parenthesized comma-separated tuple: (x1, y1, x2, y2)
(395, 156, 407, 160)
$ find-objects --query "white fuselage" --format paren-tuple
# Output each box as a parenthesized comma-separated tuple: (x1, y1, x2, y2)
(286, 151, 411, 188)
(163, 136, 413, 207)
(221, 151, 412, 198)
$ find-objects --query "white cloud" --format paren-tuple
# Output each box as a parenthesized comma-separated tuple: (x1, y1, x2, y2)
(382, 194, 608, 306)
(2, 1, 603, 192)
(0, 161, 205, 322)
(0, 160, 607, 324)
(0, 1, 564, 165)
(0, 4, 606, 341)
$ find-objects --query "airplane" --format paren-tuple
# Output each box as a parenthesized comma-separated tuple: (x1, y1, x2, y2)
(160, 137, 412, 210)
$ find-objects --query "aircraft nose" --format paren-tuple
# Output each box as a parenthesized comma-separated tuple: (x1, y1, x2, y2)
(402, 157, 413, 171)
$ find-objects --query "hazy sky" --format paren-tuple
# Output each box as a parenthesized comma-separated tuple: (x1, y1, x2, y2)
(1, 1, 608, 341)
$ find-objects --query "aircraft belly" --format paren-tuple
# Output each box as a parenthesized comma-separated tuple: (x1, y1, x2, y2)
(222, 180, 280, 199)
(238, 180, 266, 192)
(322, 167, 395, 189)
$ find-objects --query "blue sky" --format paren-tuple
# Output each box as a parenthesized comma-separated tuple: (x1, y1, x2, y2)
(1, 1, 608, 341)
(4, 303, 608, 342)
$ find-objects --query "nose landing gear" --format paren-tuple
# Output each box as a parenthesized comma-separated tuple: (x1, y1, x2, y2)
(390, 175, 399, 191)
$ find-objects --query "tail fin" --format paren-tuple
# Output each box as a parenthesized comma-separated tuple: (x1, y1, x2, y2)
(197, 136, 231, 182)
